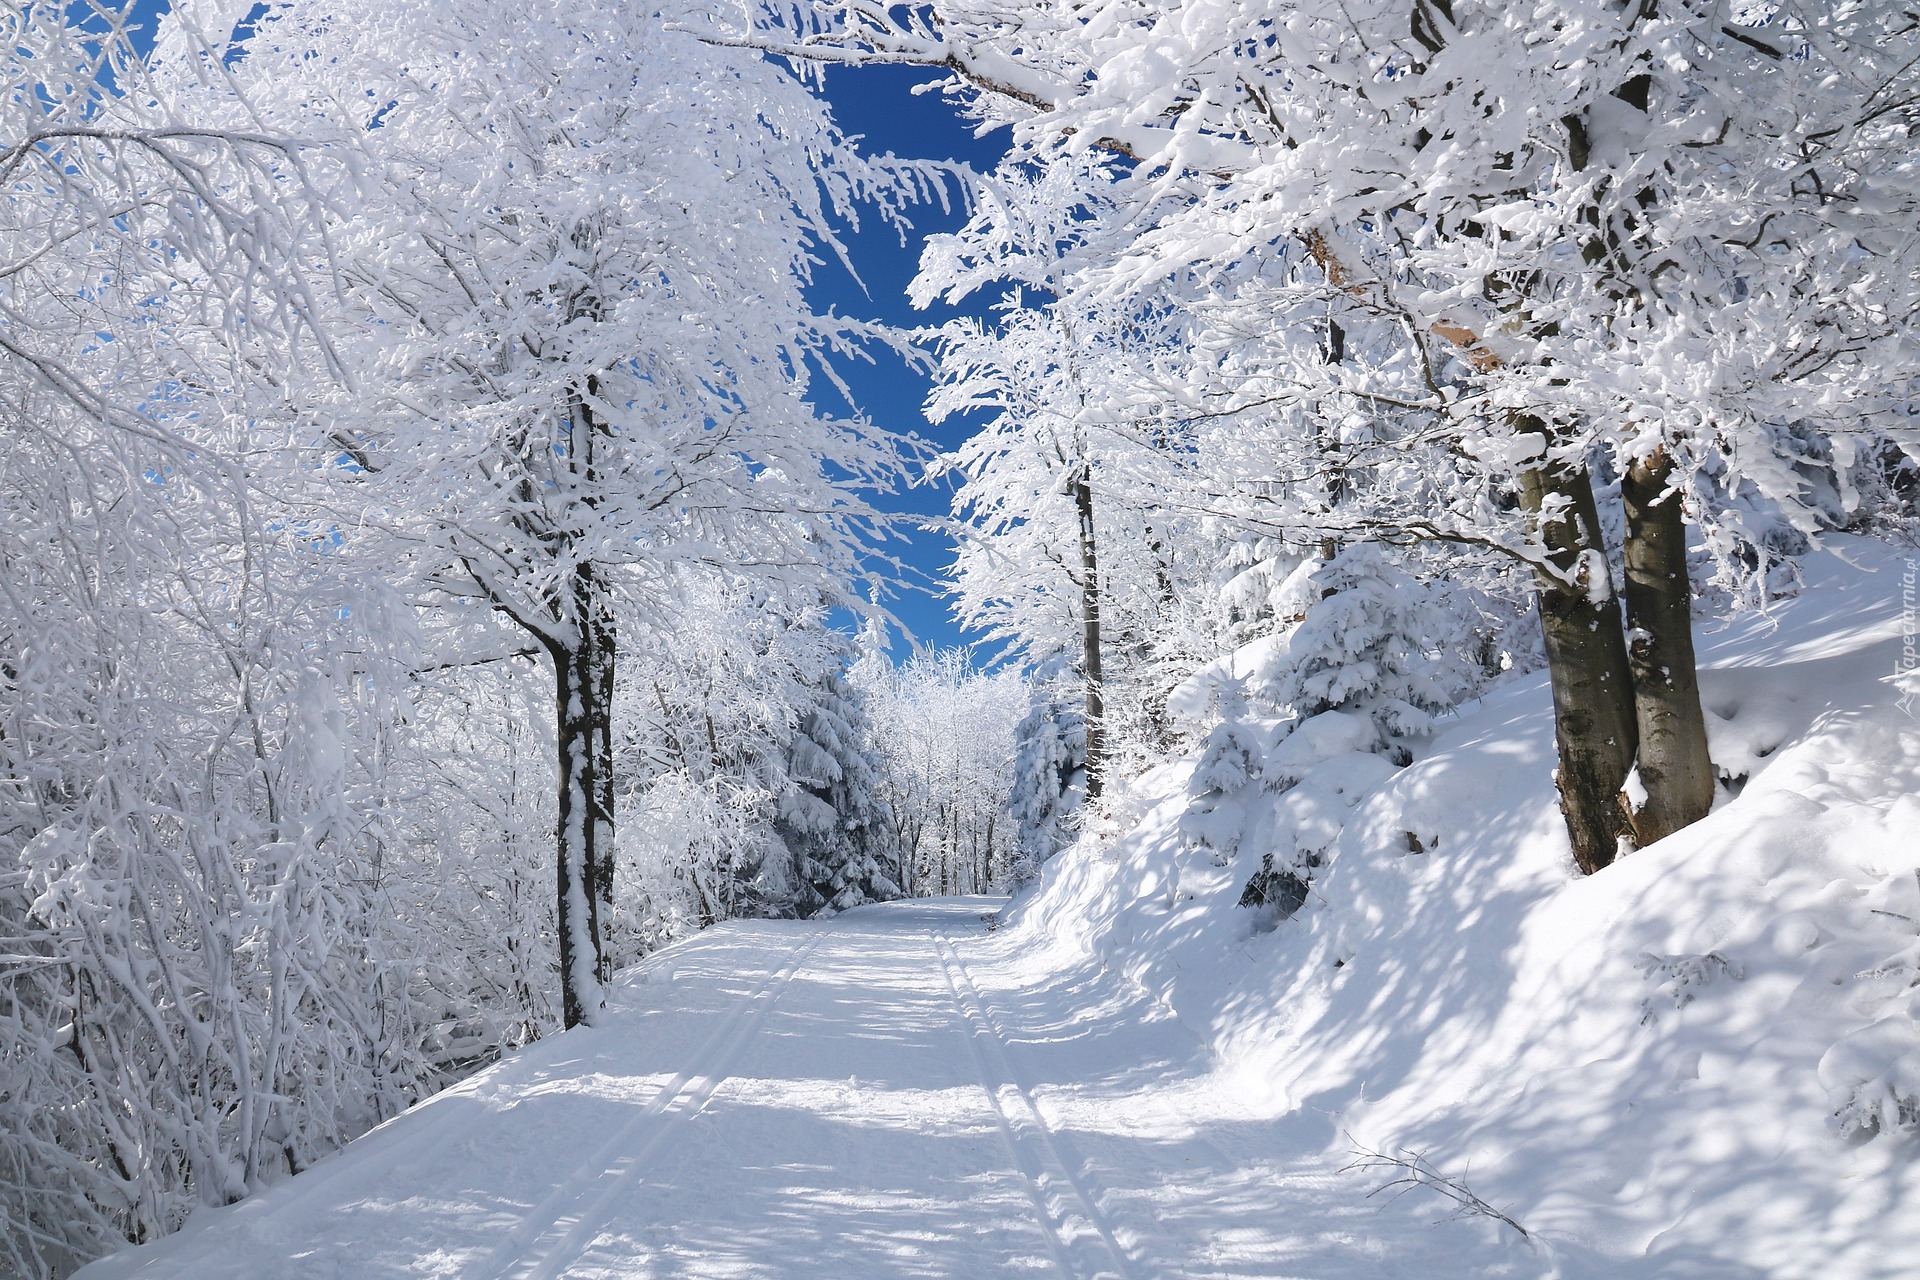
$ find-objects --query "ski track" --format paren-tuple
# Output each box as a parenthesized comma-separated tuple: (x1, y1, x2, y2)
(76, 897, 1529, 1280)
(481, 932, 828, 1280)
(945, 931, 1270, 1272)
(931, 928, 1158, 1280)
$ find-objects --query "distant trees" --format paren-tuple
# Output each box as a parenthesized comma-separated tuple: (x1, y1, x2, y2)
(611, 612, 1028, 943)
(853, 647, 1026, 898)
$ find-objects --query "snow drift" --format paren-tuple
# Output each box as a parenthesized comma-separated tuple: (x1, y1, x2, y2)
(999, 540, 1920, 1278)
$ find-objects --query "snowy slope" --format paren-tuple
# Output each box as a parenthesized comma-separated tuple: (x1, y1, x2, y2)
(1003, 538, 1920, 1278)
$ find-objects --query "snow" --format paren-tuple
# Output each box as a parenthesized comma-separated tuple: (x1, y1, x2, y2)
(70, 901, 1532, 1280)
(1000, 538, 1920, 1277)
(76, 541, 1920, 1279)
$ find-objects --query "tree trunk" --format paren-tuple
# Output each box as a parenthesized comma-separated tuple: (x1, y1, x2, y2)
(1072, 467, 1106, 802)
(1514, 415, 1638, 874)
(1319, 320, 1345, 565)
(550, 562, 616, 1028)
(1558, 23, 1713, 847)
(1619, 449, 1714, 844)
(983, 811, 995, 888)
(587, 578, 617, 985)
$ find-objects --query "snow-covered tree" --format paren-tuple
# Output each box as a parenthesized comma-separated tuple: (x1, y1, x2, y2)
(3, 1, 332, 441)
(214, 0, 922, 1024)
(725, 0, 1920, 870)
(1243, 545, 1474, 751)
(1174, 541, 1486, 869)
(917, 154, 1198, 796)
(778, 650, 900, 916)
(0, 9, 417, 1268)
(0, 388, 451, 1271)
(997, 659, 1083, 880)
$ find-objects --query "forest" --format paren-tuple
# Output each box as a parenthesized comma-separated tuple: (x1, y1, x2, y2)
(4, 1, 1918, 1277)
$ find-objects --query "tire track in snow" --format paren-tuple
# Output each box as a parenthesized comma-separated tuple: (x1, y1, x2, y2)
(932, 929, 1160, 1280)
(475, 932, 827, 1280)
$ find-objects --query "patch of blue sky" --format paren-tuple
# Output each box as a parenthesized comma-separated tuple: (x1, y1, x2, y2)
(811, 64, 1009, 658)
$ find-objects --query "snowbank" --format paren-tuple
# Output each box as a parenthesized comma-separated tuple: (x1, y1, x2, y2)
(1001, 539, 1920, 1278)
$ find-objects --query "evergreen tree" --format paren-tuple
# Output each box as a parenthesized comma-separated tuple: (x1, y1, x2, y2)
(1008, 658, 1087, 883)
(1246, 545, 1472, 757)
(777, 655, 900, 916)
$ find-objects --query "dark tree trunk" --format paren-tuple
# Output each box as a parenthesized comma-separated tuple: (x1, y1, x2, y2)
(552, 643, 596, 1029)
(983, 811, 995, 887)
(1072, 467, 1105, 802)
(550, 562, 616, 1028)
(1620, 449, 1714, 844)
(1514, 415, 1638, 874)
(1320, 317, 1346, 569)
(587, 579, 617, 985)
(1140, 520, 1179, 754)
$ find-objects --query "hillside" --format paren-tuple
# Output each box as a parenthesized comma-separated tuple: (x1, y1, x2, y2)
(1005, 539, 1920, 1277)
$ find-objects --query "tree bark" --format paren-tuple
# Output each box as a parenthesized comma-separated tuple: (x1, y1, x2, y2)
(1072, 466, 1106, 802)
(550, 561, 615, 1028)
(1619, 449, 1714, 844)
(1320, 317, 1346, 567)
(587, 577, 617, 985)
(1514, 415, 1638, 874)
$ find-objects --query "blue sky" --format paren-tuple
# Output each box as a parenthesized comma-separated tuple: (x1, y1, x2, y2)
(810, 66, 1010, 657)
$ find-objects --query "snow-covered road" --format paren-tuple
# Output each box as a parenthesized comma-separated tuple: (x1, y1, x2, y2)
(79, 898, 1535, 1279)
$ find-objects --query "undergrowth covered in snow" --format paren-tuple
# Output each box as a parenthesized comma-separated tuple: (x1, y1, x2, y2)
(999, 541, 1920, 1278)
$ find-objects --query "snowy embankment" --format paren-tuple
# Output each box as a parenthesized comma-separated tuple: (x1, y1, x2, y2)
(1004, 539, 1920, 1278)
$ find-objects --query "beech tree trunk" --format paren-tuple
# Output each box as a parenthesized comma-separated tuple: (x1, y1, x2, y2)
(1619, 449, 1714, 844)
(1320, 318, 1347, 568)
(549, 561, 616, 1029)
(1514, 415, 1638, 874)
(588, 580, 617, 985)
(1565, 27, 1713, 844)
(1072, 466, 1106, 802)
(548, 261, 618, 1024)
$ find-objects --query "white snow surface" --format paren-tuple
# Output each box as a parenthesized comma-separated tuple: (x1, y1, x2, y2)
(70, 900, 1531, 1280)
(79, 542, 1920, 1279)
(1002, 539, 1920, 1278)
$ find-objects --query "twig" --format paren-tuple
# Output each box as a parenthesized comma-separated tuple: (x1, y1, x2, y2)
(1343, 1134, 1532, 1242)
